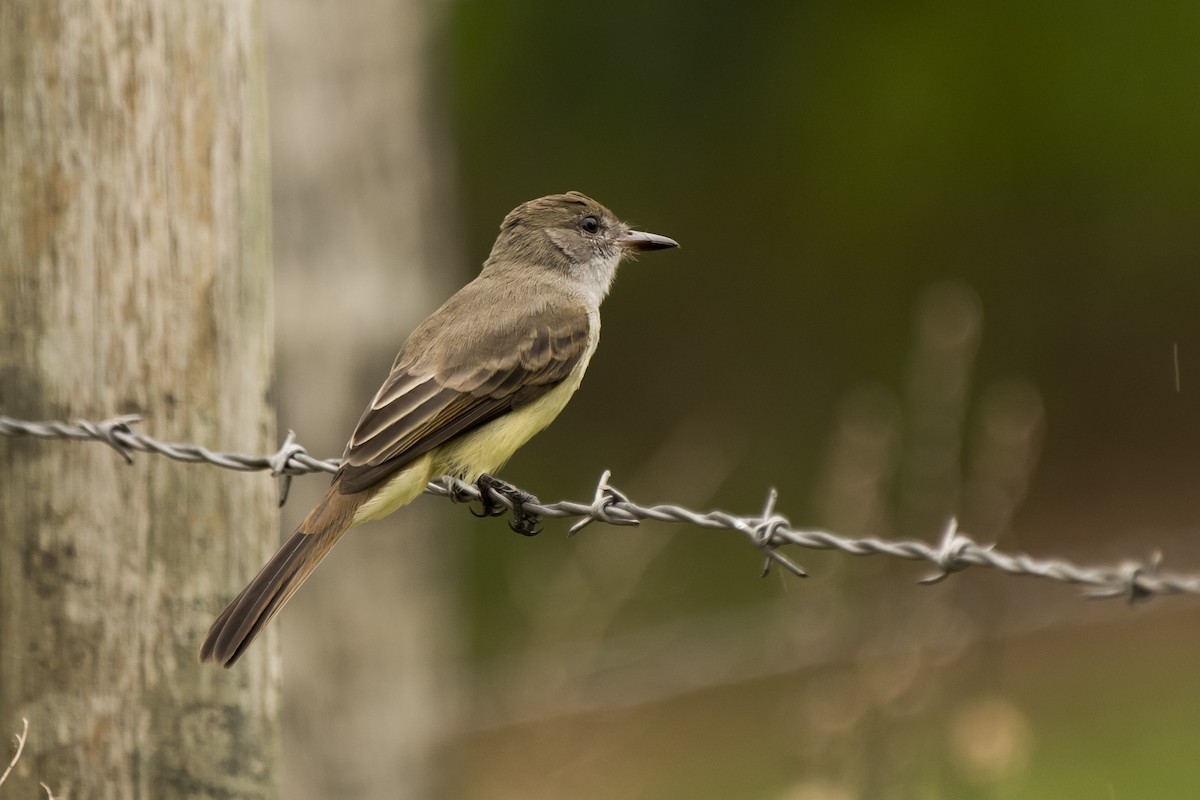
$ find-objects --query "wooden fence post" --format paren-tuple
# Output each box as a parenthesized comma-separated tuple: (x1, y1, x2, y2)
(0, 3, 279, 797)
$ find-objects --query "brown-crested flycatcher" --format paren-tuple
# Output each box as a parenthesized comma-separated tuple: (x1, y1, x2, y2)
(200, 191, 677, 667)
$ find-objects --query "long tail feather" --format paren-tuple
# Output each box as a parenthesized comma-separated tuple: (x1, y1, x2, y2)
(199, 490, 357, 667)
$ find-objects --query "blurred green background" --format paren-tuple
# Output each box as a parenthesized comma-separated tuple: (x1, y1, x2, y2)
(270, 1, 1200, 798)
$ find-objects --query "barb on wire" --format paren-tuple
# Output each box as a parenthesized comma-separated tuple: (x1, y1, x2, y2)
(919, 518, 978, 585)
(565, 469, 639, 535)
(0, 414, 340, 478)
(4, 414, 1200, 603)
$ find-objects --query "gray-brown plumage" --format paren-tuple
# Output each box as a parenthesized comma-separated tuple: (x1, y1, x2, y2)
(199, 191, 677, 667)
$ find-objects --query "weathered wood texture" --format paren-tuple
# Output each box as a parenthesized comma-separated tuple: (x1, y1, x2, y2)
(0, 3, 278, 798)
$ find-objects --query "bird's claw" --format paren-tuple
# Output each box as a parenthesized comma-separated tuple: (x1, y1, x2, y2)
(474, 474, 543, 536)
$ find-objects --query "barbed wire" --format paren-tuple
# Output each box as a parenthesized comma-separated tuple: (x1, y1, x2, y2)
(3, 414, 1198, 602)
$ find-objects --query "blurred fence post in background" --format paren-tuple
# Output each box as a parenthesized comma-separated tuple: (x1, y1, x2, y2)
(265, 0, 462, 797)
(0, 2, 278, 798)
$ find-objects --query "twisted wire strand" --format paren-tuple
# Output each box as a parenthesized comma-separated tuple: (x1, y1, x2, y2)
(3, 414, 1197, 601)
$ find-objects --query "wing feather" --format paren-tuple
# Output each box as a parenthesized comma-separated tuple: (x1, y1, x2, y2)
(335, 289, 591, 495)
(352, 374, 439, 446)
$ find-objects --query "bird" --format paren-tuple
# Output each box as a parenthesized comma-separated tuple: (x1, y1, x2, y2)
(199, 191, 678, 667)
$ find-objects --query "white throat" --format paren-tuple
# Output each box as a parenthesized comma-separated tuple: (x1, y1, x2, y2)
(570, 252, 621, 305)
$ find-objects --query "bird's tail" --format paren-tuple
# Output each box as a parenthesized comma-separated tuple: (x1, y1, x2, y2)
(199, 488, 359, 668)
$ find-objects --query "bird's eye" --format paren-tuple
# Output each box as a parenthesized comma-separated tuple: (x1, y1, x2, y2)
(580, 216, 599, 233)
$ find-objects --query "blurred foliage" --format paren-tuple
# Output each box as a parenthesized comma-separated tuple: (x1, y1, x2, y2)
(446, 0, 1199, 465)
(432, 1, 1200, 797)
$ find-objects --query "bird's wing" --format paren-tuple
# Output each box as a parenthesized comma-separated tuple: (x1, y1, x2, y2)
(334, 297, 591, 495)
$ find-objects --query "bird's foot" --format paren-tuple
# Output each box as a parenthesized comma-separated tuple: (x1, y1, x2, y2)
(474, 474, 543, 536)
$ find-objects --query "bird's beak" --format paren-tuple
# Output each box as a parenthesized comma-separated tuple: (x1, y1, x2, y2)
(617, 229, 679, 252)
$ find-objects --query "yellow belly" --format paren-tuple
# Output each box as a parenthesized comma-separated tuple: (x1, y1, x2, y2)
(351, 356, 591, 527)
(431, 374, 583, 481)
(351, 452, 436, 525)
